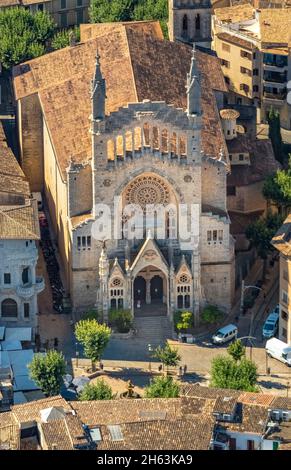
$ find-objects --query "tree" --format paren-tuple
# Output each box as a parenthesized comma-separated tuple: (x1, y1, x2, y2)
(145, 376, 180, 398)
(109, 309, 133, 333)
(78, 379, 114, 400)
(246, 212, 283, 279)
(201, 305, 224, 324)
(210, 355, 258, 392)
(227, 339, 245, 362)
(28, 350, 66, 397)
(267, 107, 284, 164)
(175, 311, 193, 333)
(75, 319, 111, 371)
(0, 8, 55, 69)
(51, 27, 80, 50)
(263, 159, 291, 216)
(153, 344, 181, 375)
(89, 0, 134, 23)
(132, 0, 168, 37)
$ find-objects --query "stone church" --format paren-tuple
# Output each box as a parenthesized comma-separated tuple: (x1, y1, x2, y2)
(13, 21, 235, 323)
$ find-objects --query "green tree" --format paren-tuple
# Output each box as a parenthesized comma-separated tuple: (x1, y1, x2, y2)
(246, 212, 283, 279)
(75, 319, 111, 371)
(267, 107, 284, 164)
(51, 27, 80, 50)
(210, 355, 258, 392)
(78, 379, 114, 400)
(109, 309, 133, 333)
(89, 0, 134, 23)
(28, 350, 66, 397)
(263, 159, 291, 216)
(175, 311, 193, 333)
(227, 339, 245, 362)
(145, 376, 180, 398)
(153, 344, 181, 375)
(201, 305, 224, 324)
(0, 8, 55, 69)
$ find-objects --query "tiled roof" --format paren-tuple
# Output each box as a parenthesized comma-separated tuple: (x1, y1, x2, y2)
(260, 8, 291, 45)
(182, 383, 241, 399)
(219, 403, 269, 434)
(80, 20, 164, 43)
(0, 0, 51, 4)
(12, 395, 71, 423)
(271, 396, 291, 410)
(227, 136, 279, 186)
(0, 201, 40, 240)
(13, 23, 227, 180)
(272, 214, 291, 256)
(214, 4, 255, 22)
(0, 122, 30, 197)
(217, 32, 254, 50)
(97, 417, 214, 450)
(238, 391, 275, 407)
(0, 411, 17, 427)
(213, 396, 238, 415)
(40, 415, 89, 450)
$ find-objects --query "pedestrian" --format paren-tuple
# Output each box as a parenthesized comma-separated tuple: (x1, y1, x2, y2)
(183, 364, 187, 376)
(99, 361, 104, 370)
(54, 337, 59, 349)
(179, 366, 183, 377)
(158, 364, 163, 372)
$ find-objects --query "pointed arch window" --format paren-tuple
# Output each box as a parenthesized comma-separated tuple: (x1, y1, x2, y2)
(182, 14, 188, 33)
(195, 14, 201, 31)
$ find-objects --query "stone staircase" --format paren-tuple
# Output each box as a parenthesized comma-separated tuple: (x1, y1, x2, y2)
(133, 315, 173, 348)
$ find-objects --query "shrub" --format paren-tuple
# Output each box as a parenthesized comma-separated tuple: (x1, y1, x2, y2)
(79, 379, 114, 401)
(201, 305, 224, 324)
(145, 376, 180, 398)
(109, 309, 133, 333)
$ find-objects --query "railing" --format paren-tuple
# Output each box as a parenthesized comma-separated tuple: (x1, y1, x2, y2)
(263, 91, 286, 101)
(35, 276, 45, 293)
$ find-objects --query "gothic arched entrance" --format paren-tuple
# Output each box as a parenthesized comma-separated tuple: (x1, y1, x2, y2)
(134, 276, 146, 302)
(133, 266, 167, 317)
(150, 275, 163, 302)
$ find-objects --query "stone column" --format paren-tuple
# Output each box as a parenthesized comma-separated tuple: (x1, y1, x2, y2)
(159, 129, 163, 157)
(146, 278, 151, 305)
(168, 130, 172, 159)
(123, 133, 127, 160)
(131, 132, 135, 159)
(169, 264, 175, 317)
(141, 126, 145, 154)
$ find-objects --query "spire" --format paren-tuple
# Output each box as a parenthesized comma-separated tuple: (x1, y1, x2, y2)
(91, 51, 106, 121)
(186, 44, 201, 116)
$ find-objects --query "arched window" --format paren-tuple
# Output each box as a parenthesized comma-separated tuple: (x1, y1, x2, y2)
(22, 267, 30, 285)
(195, 14, 200, 31)
(1, 299, 18, 317)
(109, 278, 124, 310)
(176, 273, 192, 310)
(182, 14, 188, 32)
(143, 123, 150, 146)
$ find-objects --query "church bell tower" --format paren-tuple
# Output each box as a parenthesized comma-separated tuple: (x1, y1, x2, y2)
(168, 0, 212, 48)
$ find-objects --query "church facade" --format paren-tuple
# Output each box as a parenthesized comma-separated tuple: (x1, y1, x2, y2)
(13, 22, 235, 323)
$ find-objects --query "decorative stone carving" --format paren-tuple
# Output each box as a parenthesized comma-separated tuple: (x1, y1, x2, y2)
(143, 249, 158, 261)
(184, 174, 192, 183)
(125, 175, 170, 208)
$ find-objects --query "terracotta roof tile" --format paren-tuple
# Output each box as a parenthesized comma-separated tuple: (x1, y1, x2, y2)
(214, 4, 254, 22)
(0, 425, 20, 450)
(13, 24, 227, 180)
(97, 417, 214, 450)
(0, 201, 40, 240)
(238, 391, 275, 407)
(12, 395, 72, 423)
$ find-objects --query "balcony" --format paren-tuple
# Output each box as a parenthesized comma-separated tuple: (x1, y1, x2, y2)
(35, 276, 45, 293)
(17, 285, 34, 299)
(35, 276, 45, 294)
(263, 90, 287, 102)
(263, 71, 287, 84)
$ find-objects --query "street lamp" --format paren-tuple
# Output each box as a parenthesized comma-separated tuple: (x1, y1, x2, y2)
(148, 343, 152, 372)
(237, 335, 256, 362)
(75, 342, 79, 368)
(239, 280, 264, 317)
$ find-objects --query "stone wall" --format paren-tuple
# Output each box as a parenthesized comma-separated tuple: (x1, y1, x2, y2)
(17, 95, 43, 192)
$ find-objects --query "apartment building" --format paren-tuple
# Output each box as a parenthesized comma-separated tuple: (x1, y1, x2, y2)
(212, 4, 291, 129)
(0, 0, 89, 28)
(272, 215, 291, 344)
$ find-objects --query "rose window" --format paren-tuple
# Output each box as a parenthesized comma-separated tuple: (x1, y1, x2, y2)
(111, 278, 122, 287)
(179, 274, 190, 284)
(125, 175, 170, 208)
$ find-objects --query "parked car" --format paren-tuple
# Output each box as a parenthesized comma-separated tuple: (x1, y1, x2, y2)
(262, 310, 279, 339)
(212, 324, 238, 345)
(266, 338, 291, 366)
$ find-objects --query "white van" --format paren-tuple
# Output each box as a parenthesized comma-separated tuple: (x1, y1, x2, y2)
(266, 338, 291, 366)
(212, 324, 238, 345)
